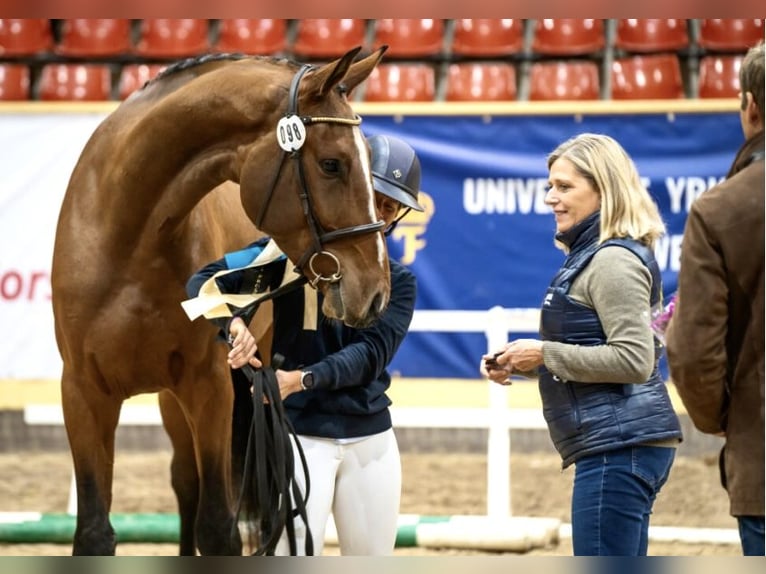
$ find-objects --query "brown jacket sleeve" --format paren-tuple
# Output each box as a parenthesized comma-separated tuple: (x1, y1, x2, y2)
(665, 196, 729, 434)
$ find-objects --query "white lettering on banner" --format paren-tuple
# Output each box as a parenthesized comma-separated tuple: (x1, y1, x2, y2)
(0, 269, 51, 301)
(463, 178, 550, 215)
(665, 176, 724, 213)
(0, 112, 107, 379)
(654, 234, 684, 272)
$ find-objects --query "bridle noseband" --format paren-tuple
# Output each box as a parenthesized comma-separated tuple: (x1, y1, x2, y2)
(255, 64, 385, 289)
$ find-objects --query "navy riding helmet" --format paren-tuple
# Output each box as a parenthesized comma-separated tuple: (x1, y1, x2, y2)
(368, 135, 425, 213)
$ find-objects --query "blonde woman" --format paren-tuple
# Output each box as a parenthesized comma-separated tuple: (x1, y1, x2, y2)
(481, 133, 682, 555)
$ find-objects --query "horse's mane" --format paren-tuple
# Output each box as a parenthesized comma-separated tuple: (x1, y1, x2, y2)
(145, 53, 302, 90)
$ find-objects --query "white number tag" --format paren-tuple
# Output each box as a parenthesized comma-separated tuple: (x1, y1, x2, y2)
(276, 115, 307, 152)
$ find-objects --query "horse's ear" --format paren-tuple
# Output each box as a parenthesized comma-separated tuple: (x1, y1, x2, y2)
(341, 45, 387, 94)
(304, 46, 387, 99)
(303, 46, 362, 98)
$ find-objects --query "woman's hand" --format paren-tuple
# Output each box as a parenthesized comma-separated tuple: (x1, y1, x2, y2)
(275, 369, 303, 401)
(504, 339, 544, 372)
(227, 317, 262, 369)
(480, 339, 544, 385)
(480, 343, 513, 385)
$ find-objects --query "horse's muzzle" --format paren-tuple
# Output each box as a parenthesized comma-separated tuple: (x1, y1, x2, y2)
(322, 283, 388, 328)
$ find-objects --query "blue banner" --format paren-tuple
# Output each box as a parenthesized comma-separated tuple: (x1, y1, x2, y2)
(361, 112, 743, 378)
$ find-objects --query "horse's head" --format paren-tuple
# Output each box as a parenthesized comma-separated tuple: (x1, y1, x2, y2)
(239, 47, 390, 328)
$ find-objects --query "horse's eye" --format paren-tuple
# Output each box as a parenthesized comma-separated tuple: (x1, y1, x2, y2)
(321, 159, 340, 175)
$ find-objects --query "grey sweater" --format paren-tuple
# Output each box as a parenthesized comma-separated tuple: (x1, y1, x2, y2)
(542, 245, 656, 384)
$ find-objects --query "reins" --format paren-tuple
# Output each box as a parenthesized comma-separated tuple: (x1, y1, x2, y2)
(233, 354, 313, 556)
(227, 275, 312, 555)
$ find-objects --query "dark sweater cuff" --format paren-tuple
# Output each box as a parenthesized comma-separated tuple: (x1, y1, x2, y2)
(306, 362, 332, 391)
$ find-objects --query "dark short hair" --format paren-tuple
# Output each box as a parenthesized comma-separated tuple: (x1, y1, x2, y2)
(740, 42, 764, 119)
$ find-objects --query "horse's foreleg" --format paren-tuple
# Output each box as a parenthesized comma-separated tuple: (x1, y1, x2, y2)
(171, 376, 242, 556)
(61, 371, 121, 555)
(194, 400, 243, 555)
(159, 391, 200, 556)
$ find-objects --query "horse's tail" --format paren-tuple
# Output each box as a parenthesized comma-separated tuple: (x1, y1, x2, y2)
(230, 360, 313, 555)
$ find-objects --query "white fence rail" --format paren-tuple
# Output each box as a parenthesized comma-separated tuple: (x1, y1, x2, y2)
(25, 306, 541, 518)
(409, 306, 540, 518)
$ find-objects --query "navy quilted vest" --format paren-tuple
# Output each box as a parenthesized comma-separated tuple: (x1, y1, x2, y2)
(539, 214, 682, 467)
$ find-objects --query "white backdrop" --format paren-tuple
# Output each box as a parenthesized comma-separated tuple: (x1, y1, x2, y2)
(0, 112, 108, 379)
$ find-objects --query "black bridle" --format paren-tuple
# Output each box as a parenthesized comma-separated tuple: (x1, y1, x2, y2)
(255, 64, 385, 289)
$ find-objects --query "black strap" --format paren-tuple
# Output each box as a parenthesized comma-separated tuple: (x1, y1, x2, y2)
(236, 275, 308, 326)
(255, 64, 312, 231)
(255, 151, 290, 230)
(233, 359, 313, 556)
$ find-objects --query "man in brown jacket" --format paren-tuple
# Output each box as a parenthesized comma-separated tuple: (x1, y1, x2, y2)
(666, 41, 764, 556)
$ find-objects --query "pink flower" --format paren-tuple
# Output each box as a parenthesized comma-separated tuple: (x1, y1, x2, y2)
(651, 293, 677, 344)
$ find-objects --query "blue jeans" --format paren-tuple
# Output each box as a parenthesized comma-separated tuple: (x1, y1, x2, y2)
(571, 445, 676, 556)
(737, 515, 765, 555)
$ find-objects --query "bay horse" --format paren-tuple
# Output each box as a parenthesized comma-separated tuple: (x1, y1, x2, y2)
(50, 46, 389, 555)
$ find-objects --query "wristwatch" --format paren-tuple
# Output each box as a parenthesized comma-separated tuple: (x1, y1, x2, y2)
(300, 370, 315, 391)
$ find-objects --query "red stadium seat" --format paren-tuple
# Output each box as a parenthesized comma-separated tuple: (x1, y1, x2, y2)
(215, 19, 286, 55)
(56, 19, 132, 56)
(38, 64, 112, 101)
(451, 19, 523, 57)
(0, 63, 30, 100)
(532, 19, 605, 56)
(363, 63, 435, 102)
(0, 19, 52, 56)
(611, 54, 684, 100)
(698, 55, 742, 98)
(136, 19, 210, 58)
(373, 19, 444, 57)
(698, 19, 764, 52)
(615, 19, 689, 53)
(118, 63, 166, 99)
(528, 61, 600, 101)
(445, 62, 517, 101)
(292, 19, 367, 58)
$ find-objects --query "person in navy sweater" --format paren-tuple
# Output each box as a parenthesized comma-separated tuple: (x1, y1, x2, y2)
(186, 134, 424, 555)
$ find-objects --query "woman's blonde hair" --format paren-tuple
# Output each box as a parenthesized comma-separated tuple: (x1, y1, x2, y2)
(548, 133, 665, 248)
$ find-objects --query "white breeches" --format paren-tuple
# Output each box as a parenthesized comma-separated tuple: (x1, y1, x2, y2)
(275, 427, 402, 556)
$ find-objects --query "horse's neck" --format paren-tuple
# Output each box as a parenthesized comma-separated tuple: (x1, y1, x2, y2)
(101, 92, 276, 247)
